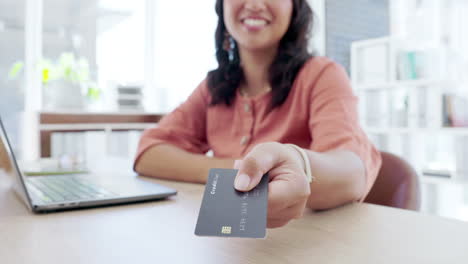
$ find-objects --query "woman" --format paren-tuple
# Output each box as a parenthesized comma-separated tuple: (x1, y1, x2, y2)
(134, 0, 381, 228)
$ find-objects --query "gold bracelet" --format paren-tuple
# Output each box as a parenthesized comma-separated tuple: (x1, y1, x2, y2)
(286, 144, 313, 183)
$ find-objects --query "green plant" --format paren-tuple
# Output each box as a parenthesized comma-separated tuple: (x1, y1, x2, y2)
(7, 52, 101, 100)
(8, 61, 24, 79)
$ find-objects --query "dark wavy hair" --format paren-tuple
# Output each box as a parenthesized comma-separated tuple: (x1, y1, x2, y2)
(207, 0, 314, 109)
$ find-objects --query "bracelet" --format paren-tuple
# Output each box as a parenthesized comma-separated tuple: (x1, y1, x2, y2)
(286, 144, 313, 183)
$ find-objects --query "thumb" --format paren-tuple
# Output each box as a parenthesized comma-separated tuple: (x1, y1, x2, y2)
(234, 144, 279, 191)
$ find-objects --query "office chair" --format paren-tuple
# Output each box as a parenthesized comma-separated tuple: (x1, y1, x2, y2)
(364, 151, 421, 211)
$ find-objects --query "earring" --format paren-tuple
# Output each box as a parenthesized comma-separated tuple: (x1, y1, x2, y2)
(228, 36, 235, 62)
(223, 32, 236, 63)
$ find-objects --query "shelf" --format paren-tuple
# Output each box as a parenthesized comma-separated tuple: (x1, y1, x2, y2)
(117, 94, 143, 100)
(39, 123, 156, 131)
(364, 127, 468, 135)
(421, 176, 468, 186)
(364, 127, 412, 134)
(355, 80, 455, 91)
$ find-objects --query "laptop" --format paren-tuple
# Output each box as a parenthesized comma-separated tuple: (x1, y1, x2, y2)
(0, 118, 176, 213)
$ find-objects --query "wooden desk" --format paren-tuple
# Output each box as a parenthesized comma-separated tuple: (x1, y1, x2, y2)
(39, 112, 164, 157)
(1, 170, 468, 264)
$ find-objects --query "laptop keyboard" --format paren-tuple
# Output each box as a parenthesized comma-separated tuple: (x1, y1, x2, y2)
(26, 176, 116, 203)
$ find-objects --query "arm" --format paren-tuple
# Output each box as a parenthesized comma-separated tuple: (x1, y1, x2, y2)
(233, 142, 366, 228)
(305, 62, 381, 209)
(133, 80, 235, 183)
(305, 149, 365, 210)
(135, 144, 235, 183)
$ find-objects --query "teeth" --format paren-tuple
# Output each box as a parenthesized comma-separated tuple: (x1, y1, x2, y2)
(243, 18, 267, 27)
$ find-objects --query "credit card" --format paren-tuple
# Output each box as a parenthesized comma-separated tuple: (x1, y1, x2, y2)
(195, 168, 268, 238)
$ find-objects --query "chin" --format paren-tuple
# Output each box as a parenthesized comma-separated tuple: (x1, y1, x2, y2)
(237, 40, 278, 52)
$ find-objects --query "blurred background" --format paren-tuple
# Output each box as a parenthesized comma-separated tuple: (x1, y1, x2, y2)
(1, 0, 468, 221)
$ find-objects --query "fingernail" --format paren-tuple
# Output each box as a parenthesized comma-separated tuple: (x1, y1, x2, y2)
(234, 173, 250, 191)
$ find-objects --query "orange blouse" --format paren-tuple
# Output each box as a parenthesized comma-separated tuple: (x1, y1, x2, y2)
(135, 57, 382, 199)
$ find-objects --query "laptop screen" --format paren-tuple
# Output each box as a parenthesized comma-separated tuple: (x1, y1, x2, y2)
(0, 118, 33, 210)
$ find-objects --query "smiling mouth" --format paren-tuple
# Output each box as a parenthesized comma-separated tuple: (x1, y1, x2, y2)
(242, 18, 269, 27)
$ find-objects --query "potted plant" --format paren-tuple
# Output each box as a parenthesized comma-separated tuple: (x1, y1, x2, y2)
(8, 52, 101, 110)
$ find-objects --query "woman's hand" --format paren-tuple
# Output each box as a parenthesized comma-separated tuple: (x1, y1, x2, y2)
(233, 142, 311, 228)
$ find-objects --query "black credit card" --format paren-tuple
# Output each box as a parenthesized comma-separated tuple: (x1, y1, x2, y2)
(195, 168, 268, 238)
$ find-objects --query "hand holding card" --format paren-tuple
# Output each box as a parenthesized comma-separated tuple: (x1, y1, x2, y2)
(234, 142, 311, 229)
(195, 168, 269, 238)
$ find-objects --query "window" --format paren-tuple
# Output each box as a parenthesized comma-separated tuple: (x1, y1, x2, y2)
(96, 0, 146, 96)
(0, 0, 25, 153)
(41, 0, 146, 111)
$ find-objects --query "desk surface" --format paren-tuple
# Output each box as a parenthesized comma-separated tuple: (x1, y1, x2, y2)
(1, 170, 468, 264)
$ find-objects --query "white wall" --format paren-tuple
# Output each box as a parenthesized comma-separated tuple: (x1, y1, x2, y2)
(152, 0, 218, 112)
(308, 0, 326, 55)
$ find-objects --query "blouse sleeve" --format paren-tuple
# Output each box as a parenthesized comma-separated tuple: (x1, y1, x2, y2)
(308, 62, 382, 200)
(134, 79, 211, 168)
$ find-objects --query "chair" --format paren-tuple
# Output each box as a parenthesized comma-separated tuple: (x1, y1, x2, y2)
(364, 151, 421, 211)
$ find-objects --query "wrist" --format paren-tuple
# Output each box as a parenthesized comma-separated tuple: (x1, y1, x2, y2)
(285, 144, 313, 183)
